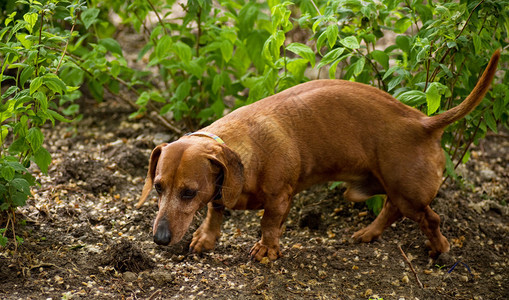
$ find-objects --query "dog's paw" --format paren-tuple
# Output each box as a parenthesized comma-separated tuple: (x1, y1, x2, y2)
(250, 241, 281, 261)
(189, 227, 218, 254)
(425, 239, 450, 258)
(351, 226, 381, 243)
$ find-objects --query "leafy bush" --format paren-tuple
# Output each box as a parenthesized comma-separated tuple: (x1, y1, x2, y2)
(0, 0, 80, 247)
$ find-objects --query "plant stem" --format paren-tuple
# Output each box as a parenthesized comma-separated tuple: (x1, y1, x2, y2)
(309, 0, 321, 16)
(196, 7, 202, 57)
(35, 10, 45, 77)
(357, 49, 386, 90)
(454, 118, 482, 170)
(146, 0, 169, 36)
(424, 42, 432, 91)
(55, 22, 75, 74)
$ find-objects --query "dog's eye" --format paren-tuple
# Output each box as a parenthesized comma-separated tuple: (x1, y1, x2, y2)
(181, 188, 197, 200)
(154, 183, 163, 194)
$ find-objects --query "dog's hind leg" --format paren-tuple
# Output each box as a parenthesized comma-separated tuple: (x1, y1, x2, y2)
(412, 205, 450, 257)
(352, 198, 402, 242)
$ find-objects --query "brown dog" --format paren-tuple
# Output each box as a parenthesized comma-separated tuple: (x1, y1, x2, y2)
(137, 50, 500, 261)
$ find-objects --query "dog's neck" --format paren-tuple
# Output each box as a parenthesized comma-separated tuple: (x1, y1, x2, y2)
(186, 131, 226, 144)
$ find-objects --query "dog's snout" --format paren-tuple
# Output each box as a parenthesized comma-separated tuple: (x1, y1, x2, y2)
(153, 218, 171, 245)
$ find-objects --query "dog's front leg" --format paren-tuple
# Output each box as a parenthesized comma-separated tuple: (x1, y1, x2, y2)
(250, 194, 292, 261)
(190, 202, 224, 254)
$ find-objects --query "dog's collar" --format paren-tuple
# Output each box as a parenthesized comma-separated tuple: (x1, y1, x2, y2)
(186, 131, 226, 144)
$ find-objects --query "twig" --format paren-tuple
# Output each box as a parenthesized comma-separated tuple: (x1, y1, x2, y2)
(397, 244, 424, 289)
(55, 23, 76, 73)
(309, 0, 322, 16)
(148, 289, 162, 300)
(49, 49, 182, 134)
(146, 0, 168, 36)
(35, 10, 45, 77)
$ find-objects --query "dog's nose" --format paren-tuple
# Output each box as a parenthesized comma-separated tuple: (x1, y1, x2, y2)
(153, 218, 171, 245)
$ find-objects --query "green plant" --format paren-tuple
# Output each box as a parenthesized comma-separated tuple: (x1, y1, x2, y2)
(0, 0, 80, 248)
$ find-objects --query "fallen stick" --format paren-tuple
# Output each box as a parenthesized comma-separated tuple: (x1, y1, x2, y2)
(398, 244, 424, 289)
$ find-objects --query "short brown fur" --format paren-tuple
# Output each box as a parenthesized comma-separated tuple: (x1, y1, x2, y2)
(138, 50, 500, 261)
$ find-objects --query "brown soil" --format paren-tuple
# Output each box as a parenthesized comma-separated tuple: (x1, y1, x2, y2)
(0, 97, 508, 300)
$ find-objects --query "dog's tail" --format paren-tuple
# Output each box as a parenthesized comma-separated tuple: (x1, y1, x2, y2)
(422, 49, 500, 131)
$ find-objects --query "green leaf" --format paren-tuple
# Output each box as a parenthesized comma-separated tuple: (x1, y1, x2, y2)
(11, 191, 28, 207)
(366, 195, 384, 216)
(484, 111, 497, 133)
(173, 81, 191, 102)
(0, 125, 8, 142)
(1, 86, 18, 100)
(212, 74, 223, 94)
(48, 109, 72, 123)
(443, 151, 458, 181)
(81, 8, 100, 29)
(219, 40, 233, 63)
(99, 38, 123, 56)
(88, 80, 104, 100)
(383, 65, 400, 80)
(20, 65, 35, 87)
(43, 75, 66, 95)
(370, 50, 389, 70)
(23, 12, 38, 33)
(394, 17, 412, 34)
(287, 58, 308, 80)
(395, 35, 411, 54)
(10, 177, 30, 194)
(352, 57, 365, 76)
(286, 42, 315, 67)
(183, 60, 204, 79)
(426, 83, 441, 115)
(32, 147, 52, 174)
(155, 35, 172, 60)
(136, 91, 150, 106)
(325, 24, 339, 49)
(8, 137, 29, 154)
(1, 166, 15, 181)
(6, 161, 28, 173)
(473, 35, 481, 55)
(29, 77, 43, 95)
(16, 33, 32, 49)
(396, 90, 426, 106)
(317, 47, 345, 69)
(172, 41, 192, 63)
(26, 127, 43, 152)
(340, 36, 359, 49)
(493, 96, 504, 120)
(387, 75, 403, 91)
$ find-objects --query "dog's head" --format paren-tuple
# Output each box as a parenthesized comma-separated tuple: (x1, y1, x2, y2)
(137, 138, 244, 246)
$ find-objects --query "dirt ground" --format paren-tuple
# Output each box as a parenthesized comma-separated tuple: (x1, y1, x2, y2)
(0, 93, 508, 300)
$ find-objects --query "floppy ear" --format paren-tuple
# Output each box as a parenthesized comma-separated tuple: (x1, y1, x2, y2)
(208, 145, 245, 208)
(136, 143, 167, 208)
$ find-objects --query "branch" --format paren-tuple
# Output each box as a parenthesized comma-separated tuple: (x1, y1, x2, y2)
(398, 245, 423, 289)
(146, 0, 169, 36)
(46, 48, 182, 134)
(55, 23, 76, 74)
(35, 10, 45, 77)
(429, 0, 486, 83)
